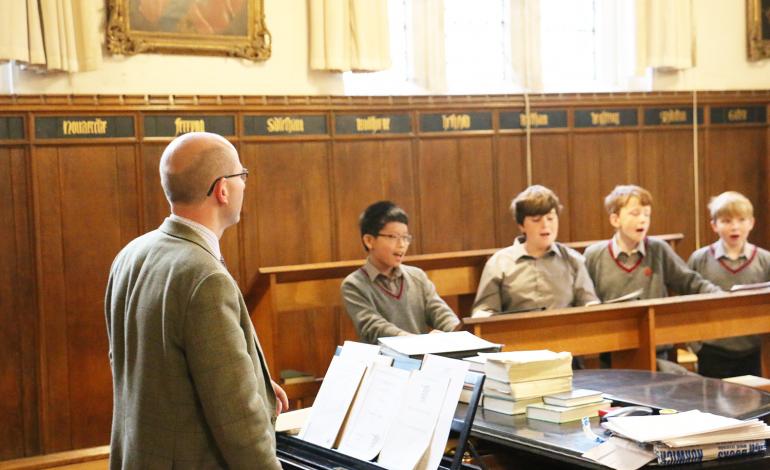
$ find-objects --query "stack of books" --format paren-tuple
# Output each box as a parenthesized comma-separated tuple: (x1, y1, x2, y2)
(526, 388, 611, 423)
(601, 410, 770, 466)
(479, 350, 573, 415)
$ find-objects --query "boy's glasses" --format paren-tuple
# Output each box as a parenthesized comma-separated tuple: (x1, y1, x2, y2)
(377, 233, 413, 244)
(206, 168, 249, 196)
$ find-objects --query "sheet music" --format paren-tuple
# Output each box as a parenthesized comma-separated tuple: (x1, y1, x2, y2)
(378, 370, 450, 470)
(416, 354, 470, 470)
(337, 363, 411, 460)
(299, 355, 367, 448)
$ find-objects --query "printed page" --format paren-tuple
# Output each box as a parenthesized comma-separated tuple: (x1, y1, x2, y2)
(298, 355, 367, 448)
(337, 363, 411, 460)
(416, 354, 471, 470)
(378, 370, 450, 470)
(340, 340, 382, 360)
(604, 410, 747, 443)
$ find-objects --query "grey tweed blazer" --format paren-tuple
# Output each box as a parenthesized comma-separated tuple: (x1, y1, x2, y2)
(105, 218, 280, 469)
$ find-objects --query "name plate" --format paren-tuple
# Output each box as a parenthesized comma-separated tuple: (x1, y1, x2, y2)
(710, 105, 766, 124)
(420, 112, 492, 132)
(575, 109, 637, 128)
(35, 116, 134, 139)
(144, 115, 235, 137)
(644, 107, 703, 126)
(335, 114, 411, 135)
(500, 110, 567, 129)
(244, 115, 328, 136)
(0, 116, 25, 140)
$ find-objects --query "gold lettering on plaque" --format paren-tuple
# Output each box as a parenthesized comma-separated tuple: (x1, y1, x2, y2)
(727, 109, 748, 122)
(355, 116, 391, 133)
(590, 111, 621, 126)
(62, 118, 108, 135)
(266, 117, 305, 133)
(174, 118, 206, 135)
(441, 114, 471, 131)
(659, 109, 687, 124)
(519, 112, 549, 127)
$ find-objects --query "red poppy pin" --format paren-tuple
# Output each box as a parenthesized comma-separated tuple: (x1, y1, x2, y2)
(643, 267, 653, 277)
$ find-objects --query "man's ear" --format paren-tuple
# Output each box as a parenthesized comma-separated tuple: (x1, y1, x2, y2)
(213, 179, 229, 204)
(609, 213, 620, 229)
(363, 234, 376, 251)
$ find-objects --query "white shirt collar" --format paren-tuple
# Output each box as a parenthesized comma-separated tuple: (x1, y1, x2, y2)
(713, 240, 753, 260)
(611, 234, 646, 258)
(169, 214, 222, 261)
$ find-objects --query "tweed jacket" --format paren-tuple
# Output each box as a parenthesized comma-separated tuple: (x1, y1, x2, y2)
(105, 218, 280, 469)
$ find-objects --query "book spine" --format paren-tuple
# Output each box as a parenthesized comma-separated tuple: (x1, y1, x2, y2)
(654, 440, 767, 465)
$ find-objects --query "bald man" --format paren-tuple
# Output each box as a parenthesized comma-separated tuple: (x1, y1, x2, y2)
(105, 132, 286, 469)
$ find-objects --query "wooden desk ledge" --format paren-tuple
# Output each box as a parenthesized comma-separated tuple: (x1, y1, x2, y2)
(0, 446, 109, 470)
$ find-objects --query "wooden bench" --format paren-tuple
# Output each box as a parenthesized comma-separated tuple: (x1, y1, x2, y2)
(0, 446, 108, 470)
(244, 234, 683, 396)
(464, 289, 770, 377)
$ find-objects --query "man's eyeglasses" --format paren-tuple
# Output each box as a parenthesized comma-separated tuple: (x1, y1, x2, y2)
(377, 233, 413, 244)
(206, 168, 249, 196)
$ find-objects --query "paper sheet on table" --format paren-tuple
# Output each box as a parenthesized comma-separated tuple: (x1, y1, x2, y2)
(416, 354, 470, 470)
(276, 407, 312, 434)
(582, 436, 655, 470)
(337, 363, 411, 460)
(299, 356, 367, 448)
(604, 410, 748, 443)
(378, 370, 450, 470)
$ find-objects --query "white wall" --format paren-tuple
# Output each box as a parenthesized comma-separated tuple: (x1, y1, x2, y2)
(1, 0, 344, 95)
(653, 0, 770, 90)
(2, 0, 769, 96)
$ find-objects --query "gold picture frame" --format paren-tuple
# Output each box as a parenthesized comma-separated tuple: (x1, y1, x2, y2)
(107, 0, 270, 61)
(747, 0, 770, 60)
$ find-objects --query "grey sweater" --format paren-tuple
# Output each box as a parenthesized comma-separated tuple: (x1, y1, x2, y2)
(584, 236, 721, 302)
(688, 241, 770, 353)
(341, 263, 460, 344)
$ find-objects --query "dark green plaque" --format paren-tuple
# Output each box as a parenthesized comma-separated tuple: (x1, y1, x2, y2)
(500, 110, 567, 129)
(644, 107, 703, 126)
(144, 115, 235, 137)
(419, 112, 492, 132)
(35, 116, 134, 139)
(244, 115, 328, 136)
(575, 109, 637, 128)
(0, 116, 24, 140)
(710, 106, 766, 124)
(335, 114, 411, 135)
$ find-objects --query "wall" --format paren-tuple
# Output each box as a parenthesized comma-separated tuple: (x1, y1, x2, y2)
(0, 0, 344, 96)
(653, 0, 770, 90)
(2, 1, 770, 96)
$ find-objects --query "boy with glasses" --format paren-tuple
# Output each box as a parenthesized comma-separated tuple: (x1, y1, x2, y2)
(341, 201, 460, 344)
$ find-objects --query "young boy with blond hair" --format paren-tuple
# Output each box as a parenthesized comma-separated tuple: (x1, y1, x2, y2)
(472, 185, 598, 317)
(584, 185, 720, 301)
(687, 191, 770, 377)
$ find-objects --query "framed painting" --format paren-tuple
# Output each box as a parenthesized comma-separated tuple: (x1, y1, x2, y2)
(747, 0, 770, 60)
(107, 0, 270, 61)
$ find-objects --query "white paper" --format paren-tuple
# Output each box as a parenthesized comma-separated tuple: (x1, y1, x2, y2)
(378, 371, 450, 470)
(604, 410, 750, 443)
(337, 363, 411, 460)
(299, 356, 367, 448)
(582, 436, 655, 470)
(340, 340, 382, 360)
(417, 354, 471, 470)
(275, 407, 312, 434)
(378, 331, 499, 356)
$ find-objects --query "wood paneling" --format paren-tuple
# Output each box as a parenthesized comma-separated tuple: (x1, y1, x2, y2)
(530, 134, 572, 241)
(702, 127, 767, 248)
(495, 136, 528, 245)
(418, 137, 496, 253)
(571, 132, 639, 242)
(639, 130, 699, 257)
(331, 139, 417, 261)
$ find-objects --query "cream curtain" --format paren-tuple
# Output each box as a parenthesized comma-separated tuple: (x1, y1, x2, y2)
(0, 0, 101, 72)
(510, 0, 542, 91)
(310, 0, 391, 72)
(636, 0, 695, 73)
(411, 0, 446, 93)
